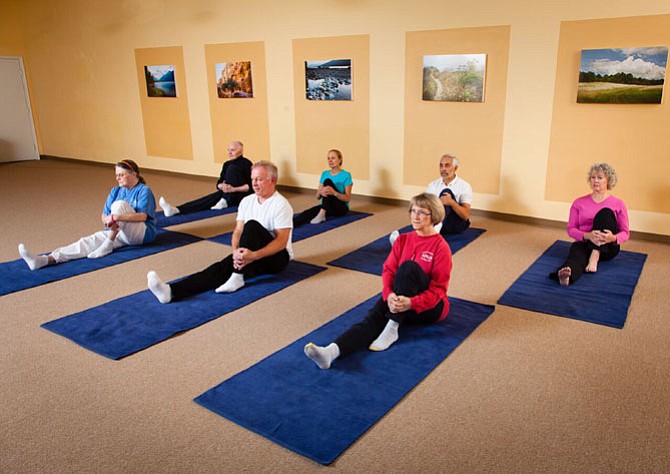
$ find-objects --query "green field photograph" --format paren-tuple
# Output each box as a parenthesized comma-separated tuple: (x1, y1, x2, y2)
(577, 47, 667, 104)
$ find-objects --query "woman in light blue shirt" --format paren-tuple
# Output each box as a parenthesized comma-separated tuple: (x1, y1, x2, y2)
(18, 159, 156, 270)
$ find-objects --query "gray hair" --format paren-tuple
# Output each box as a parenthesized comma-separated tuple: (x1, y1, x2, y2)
(588, 162, 617, 189)
(441, 153, 459, 167)
(253, 160, 278, 182)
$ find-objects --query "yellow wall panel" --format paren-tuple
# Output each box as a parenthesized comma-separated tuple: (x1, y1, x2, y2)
(135, 46, 193, 160)
(404, 26, 510, 195)
(204, 41, 270, 163)
(293, 35, 370, 180)
(546, 14, 670, 214)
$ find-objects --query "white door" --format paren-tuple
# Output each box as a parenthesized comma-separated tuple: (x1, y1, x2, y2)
(0, 56, 39, 162)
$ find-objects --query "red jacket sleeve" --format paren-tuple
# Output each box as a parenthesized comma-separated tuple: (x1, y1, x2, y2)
(409, 242, 452, 314)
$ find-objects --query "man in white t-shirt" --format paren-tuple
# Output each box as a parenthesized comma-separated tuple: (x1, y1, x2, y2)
(147, 161, 293, 303)
(391, 153, 472, 244)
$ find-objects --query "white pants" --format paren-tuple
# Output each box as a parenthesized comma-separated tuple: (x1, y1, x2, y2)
(50, 201, 147, 263)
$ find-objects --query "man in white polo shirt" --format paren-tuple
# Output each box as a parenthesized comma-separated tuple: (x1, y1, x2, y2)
(391, 153, 472, 244)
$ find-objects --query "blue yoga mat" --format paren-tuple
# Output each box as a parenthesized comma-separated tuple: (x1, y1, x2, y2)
(327, 226, 486, 276)
(156, 207, 237, 228)
(41, 261, 326, 359)
(207, 210, 372, 246)
(497, 240, 647, 329)
(195, 294, 495, 464)
(0, 230, 202, 297)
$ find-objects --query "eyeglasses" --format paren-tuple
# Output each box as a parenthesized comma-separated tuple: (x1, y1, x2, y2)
(115, 173, 131, 178)
(410, 208, 431, 217)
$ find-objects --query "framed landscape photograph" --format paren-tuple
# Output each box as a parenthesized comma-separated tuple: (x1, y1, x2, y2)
(215, 61, 254, 98)
(305, 59, 352, 100)
(422, 54, 486, 102)
(144, 65, 176, 97)
(577, 47, 668, 104)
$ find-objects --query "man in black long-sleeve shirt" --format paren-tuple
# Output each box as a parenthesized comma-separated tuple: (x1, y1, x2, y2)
(159, 141, 253, 217)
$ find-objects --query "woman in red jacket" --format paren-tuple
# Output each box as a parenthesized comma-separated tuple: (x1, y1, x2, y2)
(304, 192, 453, 369)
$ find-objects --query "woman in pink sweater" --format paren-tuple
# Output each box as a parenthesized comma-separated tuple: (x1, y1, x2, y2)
(551, 163, 630, 286)
(304, 193, 453, 369)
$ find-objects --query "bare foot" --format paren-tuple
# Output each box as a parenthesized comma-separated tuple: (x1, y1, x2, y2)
(558, 267, 571, 286)
(585, 250, 600, 273)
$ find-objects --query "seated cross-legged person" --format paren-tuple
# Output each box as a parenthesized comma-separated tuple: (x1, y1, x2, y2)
(293, 149, 353, 226)
(390, 153, 472, 245)
(147, 161, 293, 303)
(159, 140, 252, 217)
(19, 159, 156, 270)
(304, 193, 452, 369)
(549, 162, 629, 286)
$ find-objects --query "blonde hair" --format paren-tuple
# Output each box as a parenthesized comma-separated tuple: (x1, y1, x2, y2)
(588, 162, 617, 189)
(328, 149, 343, 165)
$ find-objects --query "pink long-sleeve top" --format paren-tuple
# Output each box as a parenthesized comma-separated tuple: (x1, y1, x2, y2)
(382, 231, 452, 321)
(567, 194, 630, 244)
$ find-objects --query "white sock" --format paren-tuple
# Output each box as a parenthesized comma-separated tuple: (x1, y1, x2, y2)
(310, 212, 326, 224)
(147, 271, 172, 303)
(87, 238, 114, 259)
(211, 197, 228, 210)
(304, 342, 340, 370)
(389, 230, 400, 246)
(369, 320, 400, 351)
(159, 196, 180, 217)
(215, 272, 245, 293)
(18, 243, 49, 271)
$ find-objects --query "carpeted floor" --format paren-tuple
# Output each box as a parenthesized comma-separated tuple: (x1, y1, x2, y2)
(1, 158, 669, 473)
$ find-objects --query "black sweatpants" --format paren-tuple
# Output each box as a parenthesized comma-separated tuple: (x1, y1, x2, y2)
(438, 188, 470, 235)
(550, 207, 620, 284)
(177, 190, 250, 214)
(170, 220, 289, 300)
(335, 260, 444, 358)
(293, 178, 349, 227)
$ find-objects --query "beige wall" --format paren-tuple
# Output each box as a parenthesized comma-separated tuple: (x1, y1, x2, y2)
(204, 41, 270, 164)
(293, 35, 370, 184)
(546, 15, 670, 215)
(1, 0, 669, 235)
(404, 26, 510, 196)
(135, 46, 193, 160)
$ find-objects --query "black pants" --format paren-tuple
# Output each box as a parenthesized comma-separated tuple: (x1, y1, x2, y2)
(293, 178, 349, 227)
(335, 260, 444, 358)
(438, 188, 470, 235)
(177, 190, 250, 214)
(550, 207, 620, 284)
(170, 220, 290, 300)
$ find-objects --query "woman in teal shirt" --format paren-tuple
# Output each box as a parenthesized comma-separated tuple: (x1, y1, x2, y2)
(293, 149, 353, 226)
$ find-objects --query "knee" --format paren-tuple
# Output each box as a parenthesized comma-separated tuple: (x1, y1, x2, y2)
(240, 220, 271, 246)
(593, 207, 617, 229)
(110, 200, 133, 215)
(595, 207, 615, 220)
(396, 260, 423, 280)
(243, 220, 265, 234)
(439, 188, 456, 200)
(394, 260, 428, 295)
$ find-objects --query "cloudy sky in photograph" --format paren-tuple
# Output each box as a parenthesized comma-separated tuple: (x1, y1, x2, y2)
(580, 47, 667, 80)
